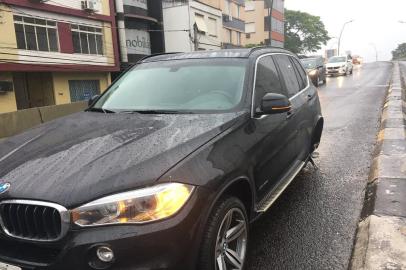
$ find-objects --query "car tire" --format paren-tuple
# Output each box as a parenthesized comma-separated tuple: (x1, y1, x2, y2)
(350, 69, 353, 75)
(198, 196, 249, 270)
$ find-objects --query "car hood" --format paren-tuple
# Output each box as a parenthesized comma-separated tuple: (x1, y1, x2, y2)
(326, 62, 346, 68)
(0, 111, 246, 207)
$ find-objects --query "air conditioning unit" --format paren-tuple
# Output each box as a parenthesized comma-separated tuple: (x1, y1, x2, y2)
(81, 0, 96, 13)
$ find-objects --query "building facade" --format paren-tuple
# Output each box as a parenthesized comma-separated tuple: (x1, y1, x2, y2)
(163, 0, 222, 52)
(245, 0, 284, 48)
(0, 0, 119, 113)
(221, 0, 246, 48)
(115, 0, 165, 68)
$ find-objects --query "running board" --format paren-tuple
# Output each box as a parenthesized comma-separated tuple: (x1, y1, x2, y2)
(256, 161, 306, 213)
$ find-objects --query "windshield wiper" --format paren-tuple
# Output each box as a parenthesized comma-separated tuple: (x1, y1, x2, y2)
(120, 110, 194, 114)
(86, 107, 117, 114)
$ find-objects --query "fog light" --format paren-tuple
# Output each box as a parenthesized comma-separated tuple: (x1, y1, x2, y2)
(96, 246, 114, 263)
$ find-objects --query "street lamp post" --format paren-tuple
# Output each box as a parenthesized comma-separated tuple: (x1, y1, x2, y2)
(337, 20, 354, 55)
(370, 43, 378, 62)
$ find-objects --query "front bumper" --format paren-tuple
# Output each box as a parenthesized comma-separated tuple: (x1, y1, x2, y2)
(0, 187, 213, 270)
(326, 67, 346, 75)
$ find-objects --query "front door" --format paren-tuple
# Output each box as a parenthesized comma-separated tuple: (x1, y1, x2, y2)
(251, 55, 299, 200)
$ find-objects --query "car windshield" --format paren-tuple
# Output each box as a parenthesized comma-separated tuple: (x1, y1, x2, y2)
(328, 57, 346, 63)
(93, 58, 247, 113)
(301, 59, 317, 69)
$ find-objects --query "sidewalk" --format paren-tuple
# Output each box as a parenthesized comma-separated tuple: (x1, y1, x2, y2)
(350, 62, 406, 270)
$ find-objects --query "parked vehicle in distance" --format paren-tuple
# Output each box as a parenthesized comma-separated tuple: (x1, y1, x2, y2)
(326, 55, 353, 76)
(352, 55, 362, 65)
(301, 57, 327, 86)
(0, 48, 323, 270)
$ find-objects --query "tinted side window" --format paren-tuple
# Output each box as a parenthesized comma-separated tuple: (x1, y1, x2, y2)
(254, 56, 285, 105)
(274, 55, 300, 97)
(291, 57, 308, 89)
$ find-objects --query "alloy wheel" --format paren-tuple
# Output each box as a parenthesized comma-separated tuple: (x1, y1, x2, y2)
(215, 208, 248, 270)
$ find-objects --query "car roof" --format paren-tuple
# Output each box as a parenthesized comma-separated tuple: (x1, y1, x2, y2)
(140, 47, 295, 63)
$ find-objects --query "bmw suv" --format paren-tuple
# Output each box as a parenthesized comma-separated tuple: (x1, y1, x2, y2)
(0, 48, 323, 270)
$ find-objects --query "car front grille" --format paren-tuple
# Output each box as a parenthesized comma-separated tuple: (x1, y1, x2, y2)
(0, 200, 69, 242)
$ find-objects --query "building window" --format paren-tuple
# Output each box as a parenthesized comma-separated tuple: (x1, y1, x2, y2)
(236, 32, 241, 46)
(271, 18, 284, 34)
(194, 13, 208, 33)
(246, 22, 256, 33)
(273, 0, 284, 13)
(208, 18, 217, 37)
(71, 24, 104, 55)
(13, 15, 59, 52)
(226, 29, 232, 43)
(69, 80, 100, 102)
(245, 2, 255, 11)
(224, 0, 231, 16)
(237, 5, 240, 18)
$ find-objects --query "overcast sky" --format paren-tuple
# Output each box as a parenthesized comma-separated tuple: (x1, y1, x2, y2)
(284, 0, 406, 62)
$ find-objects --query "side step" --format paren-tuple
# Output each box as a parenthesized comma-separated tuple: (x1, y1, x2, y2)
(256, 161, 306, 212)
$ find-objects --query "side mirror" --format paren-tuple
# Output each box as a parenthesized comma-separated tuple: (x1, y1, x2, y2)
(88, 95, 100, 107)
(257, 93, 291, 115)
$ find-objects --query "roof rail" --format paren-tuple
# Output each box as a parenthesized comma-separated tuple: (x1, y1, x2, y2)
(137, 52, 182, 63)
(247, 46, 282, 56)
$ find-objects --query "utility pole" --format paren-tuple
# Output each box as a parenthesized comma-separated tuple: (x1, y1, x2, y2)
(193, 24, 199, 51)
(115, 0, 128, 67)
(370, 43, 378, 62)
(337, 19, 354, 55)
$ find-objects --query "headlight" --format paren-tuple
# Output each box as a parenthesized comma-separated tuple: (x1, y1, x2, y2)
(309, 70, 317, 76)
(71, 183, 194, 226)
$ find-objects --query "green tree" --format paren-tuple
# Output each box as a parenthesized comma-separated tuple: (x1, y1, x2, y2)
(284, 9, 330, 54)
(392, 43, 406, 60)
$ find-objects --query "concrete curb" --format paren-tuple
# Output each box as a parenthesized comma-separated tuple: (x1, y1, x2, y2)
(350, 62, 406, 270)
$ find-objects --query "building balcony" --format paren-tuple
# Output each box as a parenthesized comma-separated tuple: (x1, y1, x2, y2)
(222, 14, 245, 32)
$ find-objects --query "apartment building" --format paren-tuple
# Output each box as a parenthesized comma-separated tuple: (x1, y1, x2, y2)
(0, 0, 119, 113)
(163, 0, 222, 52)
(115, 0, 165, 68)
(245, 0, 284, 48)
(221, 0, 245, 48)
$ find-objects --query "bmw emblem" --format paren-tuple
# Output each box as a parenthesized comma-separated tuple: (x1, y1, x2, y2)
(0, 182, 10, 195)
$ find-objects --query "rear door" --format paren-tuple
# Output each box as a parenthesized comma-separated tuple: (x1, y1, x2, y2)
(273, 55, 308, 161)
(290, 56, 316, 160)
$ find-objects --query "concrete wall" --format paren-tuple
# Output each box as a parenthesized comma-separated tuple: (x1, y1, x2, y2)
(0, 4, 18, 61)
(0, 101, 87, 138)
(163, 5, 193, 52)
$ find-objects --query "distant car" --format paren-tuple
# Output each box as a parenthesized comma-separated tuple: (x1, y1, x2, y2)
(326, 56, 353, 76)
(301, 57, 327, 86)
(352, 56, 362, 65)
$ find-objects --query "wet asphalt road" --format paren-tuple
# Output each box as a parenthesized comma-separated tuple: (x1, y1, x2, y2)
(246, 62, 393, 270)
